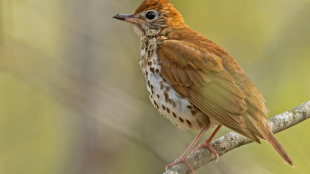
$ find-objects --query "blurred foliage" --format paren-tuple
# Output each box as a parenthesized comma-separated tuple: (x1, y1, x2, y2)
(0, 0, 309, 174)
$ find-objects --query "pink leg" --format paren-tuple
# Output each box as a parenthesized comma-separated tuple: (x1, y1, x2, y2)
(192, 125, 222, 163)
(166, 123, 211, 174)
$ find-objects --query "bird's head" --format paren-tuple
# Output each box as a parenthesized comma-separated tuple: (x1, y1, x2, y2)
(113, 0, 184, 39)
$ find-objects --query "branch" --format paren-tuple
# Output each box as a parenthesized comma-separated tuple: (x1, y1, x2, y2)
(164, 100, 310, 174)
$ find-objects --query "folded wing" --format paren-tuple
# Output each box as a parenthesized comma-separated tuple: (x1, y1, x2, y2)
(158, 39, 261, 143)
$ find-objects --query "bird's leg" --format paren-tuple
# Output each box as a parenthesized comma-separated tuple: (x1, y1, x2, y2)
(166, 123, 211, 173)
(191, 125, 223, 162)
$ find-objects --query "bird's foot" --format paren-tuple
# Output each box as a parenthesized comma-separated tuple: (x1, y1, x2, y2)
(166, 155, 195, 174)
(191, 139, 219, 163)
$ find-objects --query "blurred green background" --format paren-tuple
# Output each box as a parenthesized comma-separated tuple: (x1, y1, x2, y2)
(0, 0, 309, 174)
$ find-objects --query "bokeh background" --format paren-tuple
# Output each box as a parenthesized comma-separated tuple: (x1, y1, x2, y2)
(0, 0, 310, 174)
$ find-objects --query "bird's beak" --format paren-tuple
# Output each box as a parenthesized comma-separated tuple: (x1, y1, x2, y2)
(113, 14, 142, 24)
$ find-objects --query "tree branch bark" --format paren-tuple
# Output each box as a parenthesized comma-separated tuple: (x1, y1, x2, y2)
(164, 100, 310, 174)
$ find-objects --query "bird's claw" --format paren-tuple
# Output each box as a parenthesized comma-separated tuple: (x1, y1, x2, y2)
(166, 155, 195, 174)
(191, 140, 220, 163)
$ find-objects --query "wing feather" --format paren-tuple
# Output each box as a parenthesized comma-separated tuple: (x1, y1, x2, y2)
(164, 66, 178, 85)
(171, 66, 183, 85)
(177, 68, 192, 87)
(191, 84, 247, 114)
(185, 69, 203, 87)
(190, 90, 260, 143)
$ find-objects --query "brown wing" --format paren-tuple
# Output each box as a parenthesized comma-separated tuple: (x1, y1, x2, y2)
(158, 39, 261, 143)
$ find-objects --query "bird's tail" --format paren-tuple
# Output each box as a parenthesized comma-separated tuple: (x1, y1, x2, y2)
(246, 113, 294, 167)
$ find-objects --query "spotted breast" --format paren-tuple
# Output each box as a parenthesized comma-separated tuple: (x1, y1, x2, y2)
(138, 36, 217, 131)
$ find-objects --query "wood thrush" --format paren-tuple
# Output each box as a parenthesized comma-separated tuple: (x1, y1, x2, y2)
(113, 0, 294, 173)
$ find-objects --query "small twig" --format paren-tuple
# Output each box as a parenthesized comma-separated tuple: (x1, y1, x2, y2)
(164, 100, 310, 174)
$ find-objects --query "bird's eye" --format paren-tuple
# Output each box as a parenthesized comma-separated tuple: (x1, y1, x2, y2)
(146, 11, 156, 20)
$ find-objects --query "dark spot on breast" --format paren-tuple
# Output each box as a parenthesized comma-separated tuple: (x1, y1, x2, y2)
(148, 50, 151, 55)
(155, 69, 159, 73)
(150, 67, 155, 73)
(191, 110, 197, 116)
(160, 83, 165, 90)
(148, 80, 150, 87)
(167, 108, 170, 113)
(175, 123, 178, 127)
(169, 99, 174, 105)
(162, 105, 166, 110)
(157, 94, 160, 99)
(172, 112, 177, 118)
(186, 120, 192, 127)
(172, 101, 177, 108)
(148, 61, 152, 66)
(166, 86, 171, 92)
(187, 105, 193, 109)
(152, 89, 154, 94)
(154, 101, 159, 109)
(153, 59, 156, 64)
(179, 117, 184, 123)
(146, 71, 148, 76)
(164, 92, 169, 99)
(151, 85, 154, 90)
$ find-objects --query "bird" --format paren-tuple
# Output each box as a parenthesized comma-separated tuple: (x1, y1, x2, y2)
(113, 0, 294, 173)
